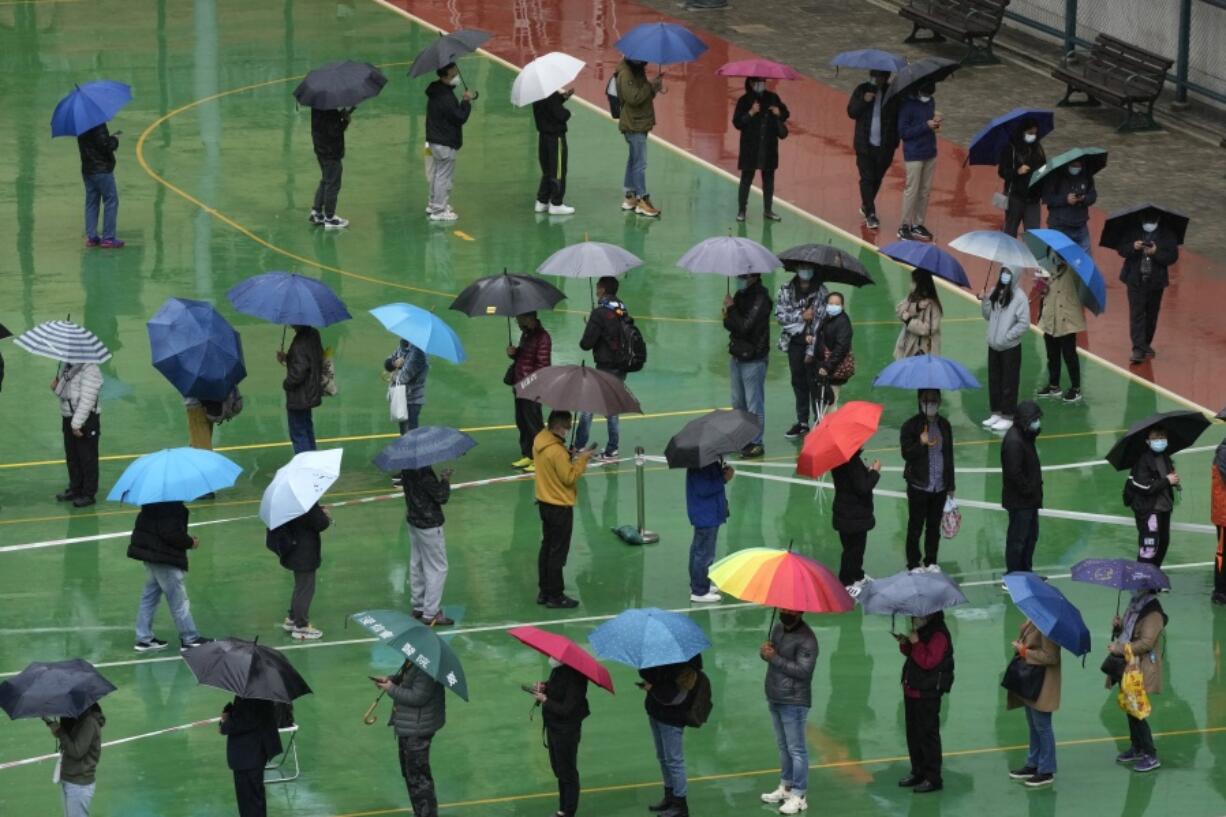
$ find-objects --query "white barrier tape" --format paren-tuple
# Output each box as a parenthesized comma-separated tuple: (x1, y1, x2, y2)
(0, 717, 220, 772)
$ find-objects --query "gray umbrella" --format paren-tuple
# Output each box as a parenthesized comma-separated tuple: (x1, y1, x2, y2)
(676, 236, 780, 277)
(858, 570, 968, 617)
(882, 56, 959, 106)
(293, 61, 388, 110)
(664, 409, 761, 468)
(778, 244, 874, 287)
(515, 363, 642, 416)
(537, 241, 642, 279)
(408, 29, 491, 79)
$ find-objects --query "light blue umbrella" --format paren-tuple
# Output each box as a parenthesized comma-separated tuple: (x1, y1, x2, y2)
(829, 49, 906, 73)
(873, 354, 980, 390)
(589, 608, 710, 669)
(107, 448, 242, 505)
(369, 303, 466, 364)
(1024, 229, 1107, 315)
(373, 426, 476, 473)
(50, 81, 132, 137)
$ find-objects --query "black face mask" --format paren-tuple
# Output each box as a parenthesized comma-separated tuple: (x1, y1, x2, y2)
(779, 613, 801, 628)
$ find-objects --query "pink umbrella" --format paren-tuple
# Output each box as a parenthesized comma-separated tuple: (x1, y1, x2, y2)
(508, 626, 615, 693)
(716, 59, 802, 80)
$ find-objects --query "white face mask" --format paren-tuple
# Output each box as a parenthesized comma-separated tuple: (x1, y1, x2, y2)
(922, 402, 939, 417)
(548, 657, 563, 669)
(797, 269, 814, 282)
(1023, 133, 1038, 144)
(1141, 222, 1159, 233)
(751, 81, 766, 94)
(825, 303, 843, 317)
(918, 95, 932, 103)
(1067, 166, 1082, 176)
(1000, 271, 1013, 285)
(448, 75, 462, 87)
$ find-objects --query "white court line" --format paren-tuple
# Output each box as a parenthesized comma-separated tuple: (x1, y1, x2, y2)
(0, 717, 220, 772)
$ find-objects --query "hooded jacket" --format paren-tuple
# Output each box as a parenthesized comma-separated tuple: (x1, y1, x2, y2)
(686, 461, 728, 529)
(511, 324, 552, 382)
(1036, 263, 1087, 337)
(425, 80, 472, 149)
(900, 411, 956, 493)
(615, 60, 657, 134)
(1127, 448, 1175, 514)
(723, 279, 773, 361)
(775, 278, 825, 351)
(77, 124, 118, 175)
(55, 363, 103, 429)
(832, 453, 879, 533)
(579, 298, 630, 372)
(127, 502, 194, 570)
(1041, 169, 1097, 229)
(386, 340, 429, 405)
(311, 108, 350, 160)
(532, 91, 571, 137)
(403, 466, 450, 529)
(58, 708, 105, 785)
(981, 275, 1030, 351)
(1001, 402, 1044, 510)
(732, 80, 790, 172)
(388, 661, 446, 737)
(764, 618, 818, 707)
(533, 429, 588, 507)
(897, 95, 936, 162)
(1005, 620, 1061, 713)
(847, 80, 899, 154)
(997, 134, 1046, 201)
(1116, 226, 1180, 290)
(267, 503, 331, 572)
(893, 294, 942, 358)
(542, 663, 591, 730)
(809, 310, 853, 379)
(283, 327, 323, 411)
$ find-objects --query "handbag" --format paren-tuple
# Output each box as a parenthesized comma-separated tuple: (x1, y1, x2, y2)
(1117, 644, 1152, 720)
(387, 383, 409, 422)
(1100, 652, 1127, 684)
(821, 347, 856, 383)
(776, 120, 789, 140)
(940, 496, 961, 539)
(1001, 655, 1046, 701)
(503, 363, 517, 387)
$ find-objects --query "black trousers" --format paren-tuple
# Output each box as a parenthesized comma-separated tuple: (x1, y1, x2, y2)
(787, 337, 815, 425)
(1126, 284, 1164, 356)
(1135, 510, 1171, 567)
(904, 696, 943, 786)
(1002, 193, 1040, 238)
(546, 725, 582, 816)
(905, 487, 944, 570)
(62, 413, 100, 498)
(288, 570, 316, 628)
(1216, 527, 1226, 596)
(232, 768, 267, 817)
(738, 167, 775, 213)
(398, 735, 439, 817)
(515, 397, 544, 458)
(1127, 713, 1155, 756)
(1043, 333, 1080, 389)
(987, 345, 1022, 416)
(1005, 508, 1040, 573)
(838, 530, 868, 586)
(537, 134, 568, 205)
(538, 502, 574, 598)
(313, 156, 343, 217)
(855, 146, 894, 216)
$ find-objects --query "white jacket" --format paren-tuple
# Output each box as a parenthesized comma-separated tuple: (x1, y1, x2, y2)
(55, 363, 103, 429)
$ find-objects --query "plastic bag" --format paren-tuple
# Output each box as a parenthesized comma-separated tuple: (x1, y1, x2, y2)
(1117, 644, 1152, 720)
(388, 384, 409, 422)
(940, 496, 961, 539)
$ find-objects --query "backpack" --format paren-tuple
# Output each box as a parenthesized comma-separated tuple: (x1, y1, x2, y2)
(320, 348, 339, 397)
(613, 313, 648, 373)
(685, 670, 713, 728)
(605, 73, 621, 119)
(203, 387, 244, 424)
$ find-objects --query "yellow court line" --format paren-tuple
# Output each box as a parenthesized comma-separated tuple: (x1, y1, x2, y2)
(452, 230, 475, 242)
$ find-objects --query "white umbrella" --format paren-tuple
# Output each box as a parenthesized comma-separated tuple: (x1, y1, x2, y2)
(511, 52, 585, 107)
(15, 320, 111, 364)
(949, 230, 1040, 270)
(537, 241, 642, 279)
(676, 236, 781, 277)
(259, 448, 343, 529)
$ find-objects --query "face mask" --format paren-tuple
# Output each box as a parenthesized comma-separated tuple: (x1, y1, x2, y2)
(548, 657, 563, 669)
(825, 303, 843, 317)
(736, 277, 750, 291)
(752, 81, 766, 94)
(1067, 166, 1082, 176)
(797, 269, 814, 282)
(1149, 438, 1168, 453)
(1141, 222, 1159, 233)
(918, 95, 932, 103)
(922, 402, 939, 418)
(448, 75, 462, 87)
(912, 616, 930, 629)
(1023, 133, 1038, 144)
(1029, 419, 1041, 433)
(779, 613, 801, 628)
(1000, 271, 1013, 285)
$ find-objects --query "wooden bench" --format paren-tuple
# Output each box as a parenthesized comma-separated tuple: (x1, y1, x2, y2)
(899, 0, 1010, 66)
(1052, 34, 1173, 132)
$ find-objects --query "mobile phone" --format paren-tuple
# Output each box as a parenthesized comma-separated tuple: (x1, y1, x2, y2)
(520, 683, 537, 694)
(635, 680, 647, 689)
(368, 676, 382, 683)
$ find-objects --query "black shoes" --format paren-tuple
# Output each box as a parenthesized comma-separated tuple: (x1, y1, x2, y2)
(1036, 384, 1061, 398)
(180, 637, 213, 653)
(897, 225, 914, 241)
(736, 209, 746, 223)
(1024, 772, 1054, 788)
(648, 790, 674, 812)
(784, 423, 809, 440)
(55, 489, 76, 502)
(764, 211, 782, 222)
(911, 225, 934, 242)
(536, 593, 547, 605)
(897, 775, 922, 788)
(913, 780, 942, 793)
(1009, 765, 1037, 780)
(545, 595, 579, 609)
(739, 443, 764, 459)
(72, 495, 96, 508)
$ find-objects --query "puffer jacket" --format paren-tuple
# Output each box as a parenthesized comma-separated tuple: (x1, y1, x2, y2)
(1036, 264, 1087, 337)
(775, 278, 825, 351)
(388, 662, 446, 737)
(981, 277, 1030, 351)
(723, 280, 772, 362)
(764, 619, 818, 707)
(311, 108, 350, 160)
(831, 454, 879, 534)
(283, 327, 323, 410)
(616, 60, 657, 133)
(808, 311, 853, 379)
(267, 503, 330, 572)
(893, 296, 942, 358)
(55, 363, 103, 429)
(127, 502, 194, 570)
(385, 340, 429, 405)
(403, 467, 449, 529)
(639, 655, 702, 728)
(511, 325, 552, 382)
(58, 708, 105, 785)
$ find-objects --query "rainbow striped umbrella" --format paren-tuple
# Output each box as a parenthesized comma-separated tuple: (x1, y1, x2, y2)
(708, 547, 854, 613)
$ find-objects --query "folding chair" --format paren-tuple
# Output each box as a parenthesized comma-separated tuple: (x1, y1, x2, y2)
(264, 725, 300, 784)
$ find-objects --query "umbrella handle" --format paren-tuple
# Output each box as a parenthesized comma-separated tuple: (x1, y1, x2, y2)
(280, 325, 288, 353)
(980, 261, 994, 297)
(506, 317, 513, 346)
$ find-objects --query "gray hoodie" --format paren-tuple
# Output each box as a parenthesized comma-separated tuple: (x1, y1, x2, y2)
(981, 273, 1030, 351)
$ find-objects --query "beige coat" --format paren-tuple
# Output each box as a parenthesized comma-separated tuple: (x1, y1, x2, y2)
(1117, 609, 1165, 695)
(1036, 266, 1087, 337)
(1006, 620, 1062, 713)
(893, 297, 942, 359)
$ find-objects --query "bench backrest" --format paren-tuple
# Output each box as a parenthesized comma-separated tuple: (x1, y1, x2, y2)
(1090, 34, 1173, 80)
(909, 0, 1009, 24)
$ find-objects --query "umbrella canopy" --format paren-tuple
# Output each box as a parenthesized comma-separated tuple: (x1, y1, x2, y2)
(107, 447, 242, 505)
(676, 236, 781, 277)
(664, 409, 760, 469)
(589, 608, 710, 669)
(1027, 146, 1108, 189)
(182, 638, 312, 703)
(0, 659, 116, 720)
(708, 548, 854, 613)
(508, 626, 614, 693)
(880, 240, 970, 287)
(716, 59, 801, 80)
(0, 322, 11, 340)
(449, 271, 566, 318)
(1003, 572, 1092, 657)
(777, 244, 874, 287)
(1105, 410, 1210, 471)
(965, 108, 1054, 166)
(408, 29, 491, 78)
(537, 241, 643, 279)
(515, 363, 642, 416)
(293, 60, 388, 109)
(829, 49, 906, 73)
(882, 56, 959, 105)
(50, 80, 132, 137)
(1024, 229, 1107, 315)
(352, 610, 469, 700)
(1071, 559, 1169, 592)
(259, 448, 343, 529)
(872, 354, 980, 390)
(373, 426, 476, 473)
(147, 297, 247, 400)
(226, 272, 351, 327)
(857, 570, 969, 617)
(369, 303, 466, 364)
(950, 230, 1040, 269)
(614, 22, 707, 66)
(1099, 202, 1190, 248)
(15, 320, 111, 364)
(511, 52, 585, 107)
(796, 401, 883, 478)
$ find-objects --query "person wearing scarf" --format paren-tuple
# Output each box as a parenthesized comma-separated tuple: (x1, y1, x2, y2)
(1212, 426, 1226, 605)
(1107, 589, 1167, 772)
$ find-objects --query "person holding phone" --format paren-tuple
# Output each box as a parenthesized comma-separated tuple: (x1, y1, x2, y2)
(402, 465, 454, 627)
(1116, 213, 1180, 365)
(534, 411, 593, 608)
(899, 390, 955, 573)
(529, 658, 591, 817)
(1041, 159, 1097, 253)
(373, 661, 446, 816)
(219, 696, 281, 817)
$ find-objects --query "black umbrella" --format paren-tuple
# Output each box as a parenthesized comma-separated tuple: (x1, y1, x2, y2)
(293, 60, 388, 110)
(664, 409, 761, 468)
(1105, 410, 1210, 471)
(0, 659, 116, 720)
(1218, 407, 1226, 421)
(882, 56, 959, 105)
(408, 29, 491, 83)
(1099, 202, 1190, 249)
(0, 321, 11, 340)
(450, 270, 566, 343)
(777, 244, 874, 287)
(182, 638, 312, 704)
(515, 363, 642, 416)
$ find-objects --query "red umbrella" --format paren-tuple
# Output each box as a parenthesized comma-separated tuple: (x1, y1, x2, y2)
(508, 626, 614, 693)
(796, 401, 883, 479)
(716, 59, 802, 80)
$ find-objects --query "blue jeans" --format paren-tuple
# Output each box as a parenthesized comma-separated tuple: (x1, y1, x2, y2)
(729, 357, 767, 445)
(1057, 223, 1091, 254)
(1025, 706, 1056, 774)
(648, 717, 687, 797)
(287, 408, 316, 453)
(689, 526, 719, 595)
(83, 173, 118, 241)
(575, 369, 623, 455)
(399, 403, 422, 435)
(769, 702, 810, 793)
(135, 563, 200, 642)
(62, 781, 96, 817)
(623, 132, 648, 198)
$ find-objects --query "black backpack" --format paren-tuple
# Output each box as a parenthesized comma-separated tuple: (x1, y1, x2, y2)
(606, 73, 621, 119)
(613, 313, 647, 373)
(685, 670, 713, 728)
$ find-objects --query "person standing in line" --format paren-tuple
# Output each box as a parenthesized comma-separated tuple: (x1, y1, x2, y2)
(640, 656, 703, 817)
(386, 338, 429, 435)
(1035, 259, 1086, 402)
(805, 291, 853, 412)
(980, 267, 1030, 432)
(997, 118, 1046, 237)
(576, 277, 634, 462)
(531, 658, 591, 817)
(403, 465, 454, 627)
(1116, 215, 1180, 365)
(1041, 160, 1096, 253)
(899, 390, 955, 573)
(278, 324, 323, 454)
(374, 658, 446, 816)
(896, 611, 955, 794)
(896, 82, 940, 242)
(1124, 426, 1179, 568)
(723, 272, 772, 458)
(1005, 618, 1061, 787)
(732, 76, 790, 223)
(77, 122, 123, 248)
(893, 269, 943, 359)
(615, 58, 662, 218)
(52, 361, 104, 508)
(49, 703, 105, 817)
(267, 501, 332, 640)
(534, 411, 593, 609)
(308, 106, 351, 229)
(128, 500, 211, 653)
(1001, 401, 1044, 580)
(847, 69, 899, 231)
(1107, 589, 1167, 773)
(759, 610, 818, 815)
(1211, 427, 1226, 606)
(686, 458, 733, 604)
(507, 312, 552, 472)
(832, 449, 881, 596)
(533, 89, 575, 215)
(425, 63, 474, 222)
(220, 696, 282, 817)
(775, 265, 825, 439)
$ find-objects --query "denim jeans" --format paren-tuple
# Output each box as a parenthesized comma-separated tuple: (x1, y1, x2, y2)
(1058, 223, 1091, 254)
(399, 403, 422, 435)
(648, 717, 687, 797)
(729, 357, 767, 445)
(623, 132, 648, 198)
(62, 781, 96, 817)
(575, 369, 623, 454)
(286, 408, 316, 453)
(83, 172, 118, 241)
(1024, 706, 1056, 774)
(769, 702, 810, 793)
(135, 562, 200, 642)
(689, 526, 719, 595)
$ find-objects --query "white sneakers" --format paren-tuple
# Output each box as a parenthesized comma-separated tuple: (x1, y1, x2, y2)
(548, 203, 576, 215)
(845, 575, 872, 598)
(534, 201, 549, 213)
(910, 564, 941, 575)
(991, 416, 1014, 431)
(761, 786, 806, 813)
(429, 208, 458, 222)
(291, 624, 323, 640)
(690, 590, 722, 603)
(761, 785, 789, 804)
(323, 215, 348, 230)
(982, 413, 1001, 428)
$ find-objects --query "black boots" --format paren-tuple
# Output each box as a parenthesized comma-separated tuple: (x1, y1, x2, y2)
(648, 789, 674, 812)
(660, 796, 689, 817)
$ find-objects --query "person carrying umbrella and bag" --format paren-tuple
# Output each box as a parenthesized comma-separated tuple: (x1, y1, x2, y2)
(1105, 589, 1167, 773)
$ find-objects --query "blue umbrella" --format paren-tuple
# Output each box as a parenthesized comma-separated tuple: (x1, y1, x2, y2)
(0, 659, 116, 720)
(857, 570, 968, 617)
(1003, 572, 1091, 657)
(107, 447, 242, 505)
(50, 81, 133, 137)
(373, 426, 476, 473)
(1024, 229, 1107, 315)
(614, 22, 707, 66)
(226, 272, 351, 327)
(369, 303, 466, 364)
(147, 298, 246, 400)
(589, 608, 710, 669)
(873, 354, 980, 390)
(965, 107, 1054, 167)
(879, 240, 969, 287)
(829, 49, 906, 73)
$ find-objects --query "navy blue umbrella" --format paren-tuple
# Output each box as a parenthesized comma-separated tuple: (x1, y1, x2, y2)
(1004, 573, 1091, 657)
(50, 81, 132, 137)
(0, 659, 116, 720)
(965, 107, 1054, 166)
(1071, 558, 1169, 616)
(829, 49, 906, 73)
(873, 354, 980, 390)
(226, 272, 351, 328)
(147, 298, 246, 400)
(373, 426, 476, 473)
(614, 22, 707, 66)
(880, 240, 970, 287)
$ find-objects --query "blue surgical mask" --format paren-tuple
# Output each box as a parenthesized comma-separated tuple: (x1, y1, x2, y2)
(1141, 222, 1159, 233)
(1029, 420, 1041, 432)
(1000, 271, 1013, 285)
(797, 269, 814, 282)
(736, 277, 749, 291)
(825, 303, 843, 317)
(1067, 166, 1082, 176)
(1149, 439, 1168, 453)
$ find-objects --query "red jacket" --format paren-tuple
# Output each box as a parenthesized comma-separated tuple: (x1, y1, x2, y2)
(513, 326, 552, 383)
(1211, 461, 1226, 527)
(899, 631, 950, 699)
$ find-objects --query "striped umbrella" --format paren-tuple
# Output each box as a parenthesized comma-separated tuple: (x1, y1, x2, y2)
(14, 321, 111, 364)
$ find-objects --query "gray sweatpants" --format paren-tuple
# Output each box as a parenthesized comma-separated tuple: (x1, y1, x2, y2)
(409, 524, 449, 618)
(289, 570, 316, 628)
(426, 144, 457, 213)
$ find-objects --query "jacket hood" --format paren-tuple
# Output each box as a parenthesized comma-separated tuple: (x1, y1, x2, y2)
(425, 80, 455, 97)
(1015, 400, 1043, 428)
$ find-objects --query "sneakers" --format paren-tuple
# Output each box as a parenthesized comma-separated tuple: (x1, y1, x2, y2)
(912, 781, 942, 793)
(595, 450, 620, 463)
(134, 637, 169, 653)
(1024, 773, 1054, 788)
(1062, 387, 1082, 403)
(635, 196, 661, 217)
(72, 495, 96, 508)
(391, 475, 404, 488)
(911, 225, 934, 242)
(1036, 384, 1062, 398)
(291, 624, 323, 640)
(428, 208, 458, 222)
(1133, 755, 1161, 773)
(923, 563, 941, 573)
(779, 793, 807, 813)
(897, 225, 914, 241)
(690, 590, 722, 603)
(865, 213, 881, 230)
(323, 215, 349, 230)
(548, 203, 575, 215)
(180, 637, 213, 652)
(281, 617, 296, 632)
(85, 236, 102, 247)
(621, 194, 639, 211)
(1212, 592, 1226, 606)
(1115, 748, 1142, 764)
(784, 423, 809, 440)
(1129, 350, 1145, 365)
(740, 443, 765, 459)
(425, 612, 455, 627)
(55, 489, 76, 502)
(1008, 765, 1037, 780)
(521, 462, 536, 473)
(534, 201, 549, 213)
(736, 209, 747, 223)
(846, 578, 871, 599)
(764, 210, 782, 222)
(545, 594, 579, 609)
(412, 609, 424, 619)
(511, 456, 532, 469)
(990, 416, 1014, 431)
(981, 413, 1002, 428)
(308, 209, 324, 225)
(761, 785, 790, 804)
(100, 238, 125, 249)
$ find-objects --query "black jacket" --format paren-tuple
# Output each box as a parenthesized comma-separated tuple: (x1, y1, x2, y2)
(403, 466, 450, 529)
(900, 413, 956, 493)
(723, 281, 772, 361)
(1041, 170, 1097, 230)
(1117, 227, 1180, 290)
(542, 664, 590, 730)
(425, 80, 472, 149)
(1127, 449, 1175, 514)
(579, 300, 629, 372)
(77, 124, 118, 175)
(902, 616, 955, 699)
(639, 654, 702, 728)
(311, 108, 350, 160)
(532, 92, 571, 137)
(847, 81, 899, 154)
(283, 327, 323, 410)
(832, 454, 879, 533)
(997, 138, 1046, 201)
(1001, 402, 1043, 510)
(732, 84, 790, 172)
(221, 697, 283, 772)
(127, 502, 194, 570)
(267, 503, 331, 572)
(814, 311, 853, 381)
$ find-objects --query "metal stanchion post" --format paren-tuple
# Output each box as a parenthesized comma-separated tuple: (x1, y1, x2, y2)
(635, 446, 659, 543)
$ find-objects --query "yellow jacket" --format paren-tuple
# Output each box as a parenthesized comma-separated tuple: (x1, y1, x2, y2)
(533, 429, 588, 506)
